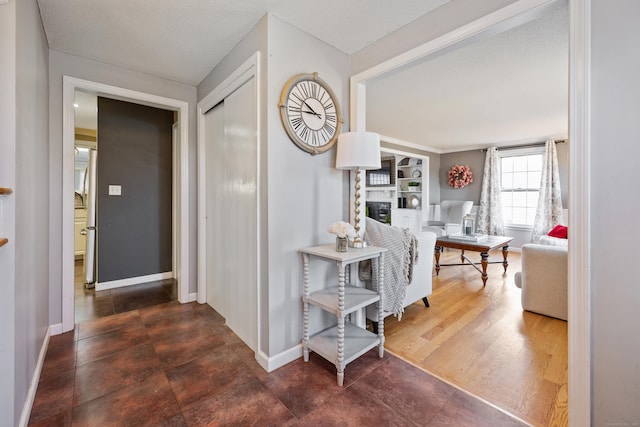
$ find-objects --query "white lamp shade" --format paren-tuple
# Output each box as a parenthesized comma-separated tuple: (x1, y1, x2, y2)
(335, 131, 381, 170)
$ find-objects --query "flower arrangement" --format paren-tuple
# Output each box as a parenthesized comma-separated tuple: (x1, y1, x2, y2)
(327, 221, 356, 239)
(447, 164, 473, 189)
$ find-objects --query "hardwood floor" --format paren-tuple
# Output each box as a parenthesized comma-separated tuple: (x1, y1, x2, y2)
(383, 249, 568, 427)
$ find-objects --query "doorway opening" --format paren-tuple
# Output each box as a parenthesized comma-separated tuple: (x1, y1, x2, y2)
(62, 77, 190, 332)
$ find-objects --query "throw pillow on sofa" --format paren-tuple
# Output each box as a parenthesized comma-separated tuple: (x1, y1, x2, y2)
(548, 224, 568, 239)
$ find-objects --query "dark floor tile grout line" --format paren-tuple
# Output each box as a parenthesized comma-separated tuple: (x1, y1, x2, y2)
(384, 348, 535, 427)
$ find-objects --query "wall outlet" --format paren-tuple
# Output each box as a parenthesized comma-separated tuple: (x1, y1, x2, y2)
(108, 185, 121, 196)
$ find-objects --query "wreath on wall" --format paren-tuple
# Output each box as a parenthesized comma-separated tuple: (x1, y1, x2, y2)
(447, 164, 473, 189)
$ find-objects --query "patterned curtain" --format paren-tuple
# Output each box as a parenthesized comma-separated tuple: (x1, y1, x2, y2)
(476, 147, 505, 236)
(532, 140, 564, 241)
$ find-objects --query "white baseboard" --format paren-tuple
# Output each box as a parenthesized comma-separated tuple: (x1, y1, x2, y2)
(186, 292, 197, 303)
(257, 344, 302, 373)
(96, 271, 173, 291)
(49, 323, 63, 336)
(18, 327, 51, 427)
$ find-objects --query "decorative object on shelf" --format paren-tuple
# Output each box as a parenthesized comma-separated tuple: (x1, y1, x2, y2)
(328, 221, 355, 252)
(398, 170, 404, 178)
(412, 169, 421, 178)
(407, 194, 421, 209)
(278, 72, 343, 155)
(336, 132, 381, 248)
(447, 164, 473, 189)
(407, 181, 421, 191)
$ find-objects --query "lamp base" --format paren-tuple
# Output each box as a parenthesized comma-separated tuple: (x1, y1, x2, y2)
(349, 239, 367, 249)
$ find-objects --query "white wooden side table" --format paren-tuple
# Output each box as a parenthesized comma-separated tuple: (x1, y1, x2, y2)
(300, 244, 387, 386)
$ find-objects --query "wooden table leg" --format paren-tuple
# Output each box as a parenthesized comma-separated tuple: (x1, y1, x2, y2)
(502, 245, 509, 273)
(480, 252, 489, 287)
(434, 246, 442, 275)
(460, 249, 465, 263)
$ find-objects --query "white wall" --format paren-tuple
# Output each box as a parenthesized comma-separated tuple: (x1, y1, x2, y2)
(0, 0, 50, 424)
(47, 51, 198, 325)
(590, 1, 640, 423)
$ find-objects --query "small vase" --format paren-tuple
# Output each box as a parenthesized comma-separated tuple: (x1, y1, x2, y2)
(336, 236, 348, 252)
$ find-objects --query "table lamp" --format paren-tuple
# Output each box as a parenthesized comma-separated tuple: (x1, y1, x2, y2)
(336, 131, 381, 248)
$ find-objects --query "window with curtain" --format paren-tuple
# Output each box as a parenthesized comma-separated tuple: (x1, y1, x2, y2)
(500, 148, 544, 226)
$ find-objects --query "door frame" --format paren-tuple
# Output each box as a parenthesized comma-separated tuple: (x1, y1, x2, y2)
(61, 76, 190, 332)
(196, 52, 262, 361)
(350, 0, 590, 425)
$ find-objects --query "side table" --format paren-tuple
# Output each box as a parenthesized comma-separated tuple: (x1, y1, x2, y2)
(300, 244, 387, 386)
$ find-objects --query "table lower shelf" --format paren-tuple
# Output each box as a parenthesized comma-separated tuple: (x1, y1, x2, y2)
(307, 323, 381, 367)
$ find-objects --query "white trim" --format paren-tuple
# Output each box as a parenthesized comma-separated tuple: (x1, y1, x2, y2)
(258, 344, 303, 373)
(379, 134, 443, 154)
(197, 52, 262, 355)
(62, 76, 190, 332)
(96, 271, 174, 291)
(18, 327, 51, 427)
(568, 0, 591, 425)
(187, 292, 198, 303)
(49, 323, 63, 336)
(351, 0, 589, 423)
(351, 0, 562, 133)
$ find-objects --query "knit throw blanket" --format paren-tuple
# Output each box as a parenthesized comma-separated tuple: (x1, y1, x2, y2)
(358, 218, 419, 319)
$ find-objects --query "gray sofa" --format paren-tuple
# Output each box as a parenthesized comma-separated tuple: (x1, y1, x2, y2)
(514, 243, 568, 321)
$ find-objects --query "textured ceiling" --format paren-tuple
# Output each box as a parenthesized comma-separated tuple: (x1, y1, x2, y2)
(48, 1, 568, 153)
(37, 0, 448, 86)
(366, 5, 569, 153)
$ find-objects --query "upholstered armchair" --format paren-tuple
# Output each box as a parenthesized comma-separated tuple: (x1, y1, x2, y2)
(423, 200, 473, 236)
(514, 243, 568, 321)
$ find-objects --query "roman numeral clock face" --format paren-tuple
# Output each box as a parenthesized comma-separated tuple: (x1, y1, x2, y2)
(279, 73, 343, 155)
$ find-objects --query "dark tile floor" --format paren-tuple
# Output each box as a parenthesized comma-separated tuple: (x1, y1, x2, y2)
(30, 293, 528, 426)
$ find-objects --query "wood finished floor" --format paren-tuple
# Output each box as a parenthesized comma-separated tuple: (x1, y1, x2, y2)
(383, 249, 568, 427)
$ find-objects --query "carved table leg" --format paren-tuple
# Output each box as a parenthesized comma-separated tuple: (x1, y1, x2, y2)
(336, 261, 346, 386)
(302, 253, 310, 362)
(434, 246, 442, 275)
(461, 249, 465, 263)
(481, 252, 489, 287)
(376, 253, 385, 358)
(502, 245, 509, 273)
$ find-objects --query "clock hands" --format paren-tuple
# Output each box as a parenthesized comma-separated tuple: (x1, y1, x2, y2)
(302, 100, 322, 119)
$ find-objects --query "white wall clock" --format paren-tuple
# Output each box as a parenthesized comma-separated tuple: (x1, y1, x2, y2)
(278, 72, 343, 155)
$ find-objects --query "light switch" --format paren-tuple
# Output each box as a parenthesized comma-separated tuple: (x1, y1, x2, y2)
(108, 185, 121, 196)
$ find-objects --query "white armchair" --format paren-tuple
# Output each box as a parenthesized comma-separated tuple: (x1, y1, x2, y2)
(514, 243, 568, 321)
(423, 200, 473, 236)
(366, 230, 437, 329)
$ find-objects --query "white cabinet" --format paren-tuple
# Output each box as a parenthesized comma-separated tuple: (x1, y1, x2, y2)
(300, 244, 387, 386)
(390, 209, 422, 235)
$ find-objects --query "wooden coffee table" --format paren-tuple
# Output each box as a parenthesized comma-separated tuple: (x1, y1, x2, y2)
(434, 235, 514, 287)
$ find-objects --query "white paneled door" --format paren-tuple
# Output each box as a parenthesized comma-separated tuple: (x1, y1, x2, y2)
(204, 78, 257, 352)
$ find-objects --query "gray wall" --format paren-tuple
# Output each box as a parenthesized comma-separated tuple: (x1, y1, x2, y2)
(199, 15, 349, 359)
(440, 142, 569, 208)
(97, 98, 174, 282)
(48, 50, 197, 325)
(0, 2, 18, 423)
(0, 0, 50, 424)
(591, 1, 640, 424)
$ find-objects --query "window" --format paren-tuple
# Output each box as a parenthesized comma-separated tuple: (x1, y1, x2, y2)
(500, 149, 543, 226)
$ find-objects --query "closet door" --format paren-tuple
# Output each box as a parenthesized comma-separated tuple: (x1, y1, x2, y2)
(204, 78, 257, 351)
(204, 102, 225, 317)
